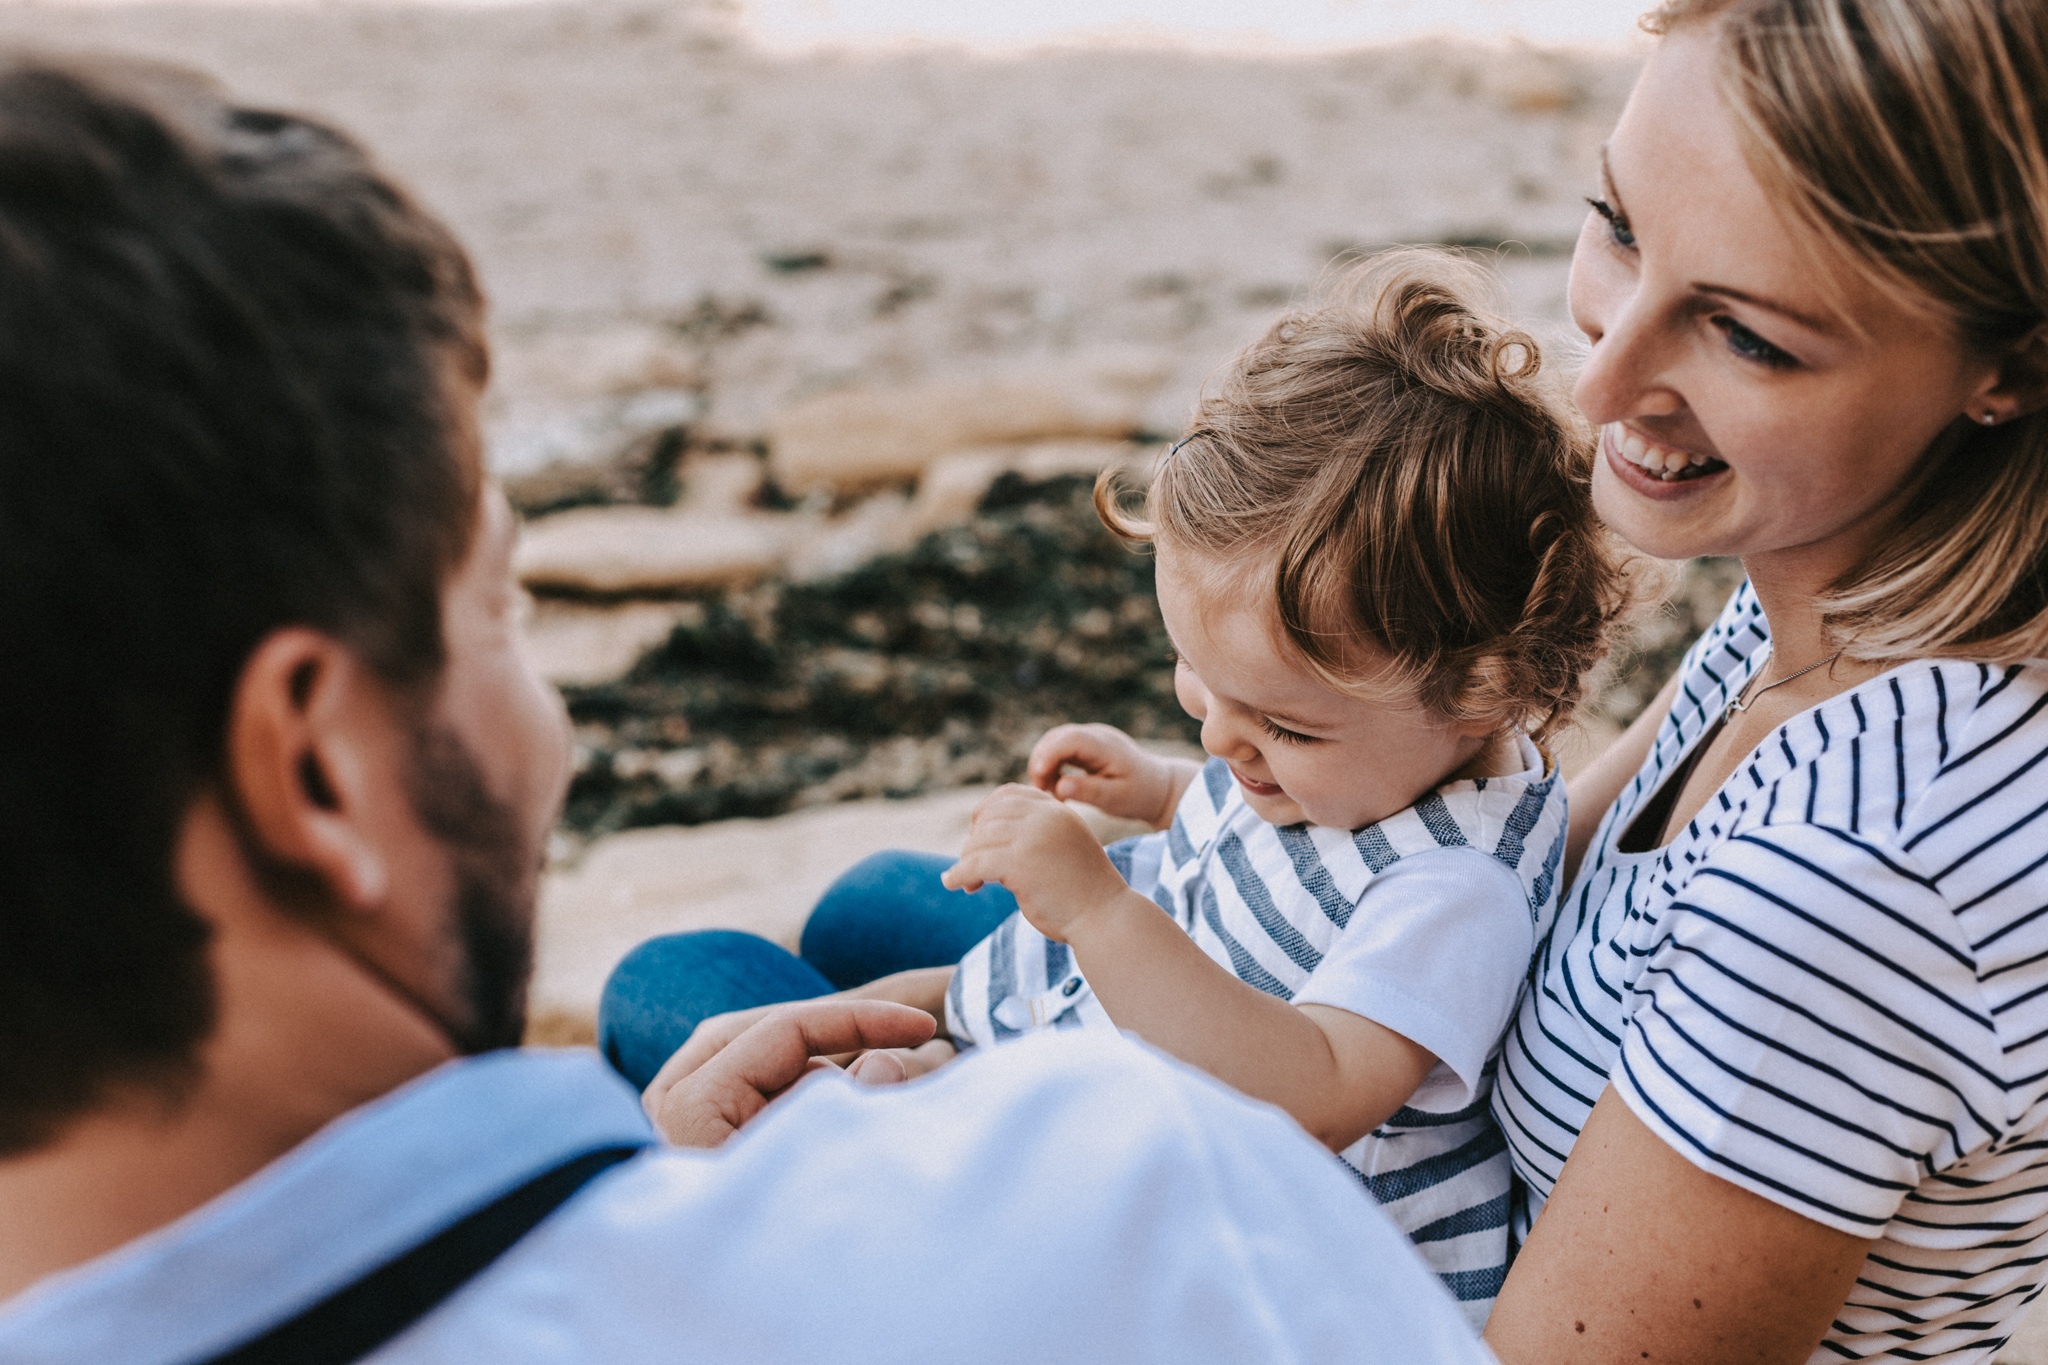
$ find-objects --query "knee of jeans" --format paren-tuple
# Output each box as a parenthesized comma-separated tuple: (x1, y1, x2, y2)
(598, 931, 748, 1069)
(803, 849, 948, 943)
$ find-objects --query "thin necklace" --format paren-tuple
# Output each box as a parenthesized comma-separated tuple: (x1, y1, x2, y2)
(1724, 649, 1845, 724)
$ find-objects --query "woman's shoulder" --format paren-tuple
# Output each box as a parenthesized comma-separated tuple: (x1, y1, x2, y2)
(1651, 581, 2048, 855)
(1739, 657, 2048, 852)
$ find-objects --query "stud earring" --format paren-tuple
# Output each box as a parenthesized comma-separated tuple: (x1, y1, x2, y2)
(1981, 412, 2000, 426)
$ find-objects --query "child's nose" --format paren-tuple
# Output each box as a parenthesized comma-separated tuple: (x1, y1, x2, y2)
(1199, 709, 1260, 764)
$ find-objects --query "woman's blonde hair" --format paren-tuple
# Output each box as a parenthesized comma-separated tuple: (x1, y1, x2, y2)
(1098, 250, 1633, 743)
(1648, 0, 2048, 661)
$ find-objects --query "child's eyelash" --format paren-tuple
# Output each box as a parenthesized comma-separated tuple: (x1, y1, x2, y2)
(1257, 716, 1318, 746)
(1586, 196, 1636, 250)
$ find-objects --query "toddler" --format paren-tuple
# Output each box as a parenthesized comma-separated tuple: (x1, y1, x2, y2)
(933, 252, 1627, 1325)
(601, 251, 1629, 1326)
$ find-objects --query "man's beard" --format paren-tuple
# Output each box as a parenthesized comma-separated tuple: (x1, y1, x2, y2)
(405, 719, 539, 1054)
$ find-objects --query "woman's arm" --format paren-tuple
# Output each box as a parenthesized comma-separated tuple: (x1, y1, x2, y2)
(1486, 1087, 1872, 1365)
(1563, 669, 1681, 884)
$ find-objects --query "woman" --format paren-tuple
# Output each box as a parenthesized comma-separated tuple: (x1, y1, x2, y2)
(1484, 1, 2048, 1361)
(628, 2, 2048, 1359)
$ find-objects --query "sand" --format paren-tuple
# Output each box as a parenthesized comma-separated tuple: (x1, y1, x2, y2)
(0, 0, 1634, 472)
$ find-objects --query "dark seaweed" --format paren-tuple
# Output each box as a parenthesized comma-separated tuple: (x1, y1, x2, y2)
(558, 473, 1200, 835)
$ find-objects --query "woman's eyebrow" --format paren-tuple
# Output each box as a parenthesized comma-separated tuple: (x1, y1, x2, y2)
(1601, 144, 1841, 338)
(1691, 282, 1839, 336)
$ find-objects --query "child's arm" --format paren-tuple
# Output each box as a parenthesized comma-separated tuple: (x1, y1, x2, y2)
(944, 786, 1437, 1150)
(1026, 724, 1202, 832)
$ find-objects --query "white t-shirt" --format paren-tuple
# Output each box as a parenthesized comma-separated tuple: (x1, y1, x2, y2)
(949, 744, 1567, 1325)
(0, 1036, 1496, 1365)
(1495, 581, 2048, 1363)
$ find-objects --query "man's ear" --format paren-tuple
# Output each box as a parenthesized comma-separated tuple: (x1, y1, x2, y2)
(1972, 323, 2048, 424)
(225, 629, 399, 912)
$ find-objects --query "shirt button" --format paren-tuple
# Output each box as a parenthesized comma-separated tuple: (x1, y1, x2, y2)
(1061, 977, 1083, 997)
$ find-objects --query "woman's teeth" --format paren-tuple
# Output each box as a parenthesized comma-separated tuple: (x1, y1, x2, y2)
(1614, 427, 1724, 482)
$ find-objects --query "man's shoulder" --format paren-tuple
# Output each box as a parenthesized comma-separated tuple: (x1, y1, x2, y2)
(398, 1032, 1496, 1364)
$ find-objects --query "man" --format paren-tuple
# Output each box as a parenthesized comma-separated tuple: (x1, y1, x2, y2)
(0, 58, 1491, 1363)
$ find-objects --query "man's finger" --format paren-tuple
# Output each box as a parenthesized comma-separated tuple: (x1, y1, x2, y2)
(641, 1010, 756, 1117)
(654, 1001, 937, 1148)
(846, 1049, 910, 1086)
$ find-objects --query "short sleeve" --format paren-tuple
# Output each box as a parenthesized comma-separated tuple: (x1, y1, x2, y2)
(1293, 848, 1535, 1105)
(1613, 819, 2002, 1236)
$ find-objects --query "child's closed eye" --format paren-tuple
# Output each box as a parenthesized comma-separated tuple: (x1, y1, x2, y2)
(1257, 716, 1320, 745)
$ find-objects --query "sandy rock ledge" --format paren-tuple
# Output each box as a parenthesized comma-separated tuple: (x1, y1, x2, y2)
(527, 788, 1148, 1044)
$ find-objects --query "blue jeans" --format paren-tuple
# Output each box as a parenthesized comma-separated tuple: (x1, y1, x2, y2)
(597, 850, 1019, 1090)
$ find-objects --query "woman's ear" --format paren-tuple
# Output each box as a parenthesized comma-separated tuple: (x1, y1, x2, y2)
(1970, 323, 2048, 424)
(224, 628, 403, 912)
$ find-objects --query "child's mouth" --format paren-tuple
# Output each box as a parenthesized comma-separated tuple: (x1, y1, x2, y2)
(1232, 769, 1285, 799)
(1607, 424, 1727, 483)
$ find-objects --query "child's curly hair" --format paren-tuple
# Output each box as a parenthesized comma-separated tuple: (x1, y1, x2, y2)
(1098, 249, 1635, 744)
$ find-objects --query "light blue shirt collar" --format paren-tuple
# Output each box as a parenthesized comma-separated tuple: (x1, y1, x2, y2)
(0, 1048, 654, 1365)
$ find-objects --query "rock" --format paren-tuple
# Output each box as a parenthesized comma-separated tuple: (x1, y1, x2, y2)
(783, 491, 917, 583)
(486, 323, 707, 475)
(523, 599, 701, 686)
(679, 451, 764, 513)
(526, 785, 1152, 1042)
(767, 362, 1167, 494)
(901, 439, 1148, 541)
(516, 506, 791, 594)
(494, 322, 705, 402)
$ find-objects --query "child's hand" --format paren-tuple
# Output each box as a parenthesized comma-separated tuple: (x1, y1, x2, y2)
(942, 784, 1141, 942)
(1026, 724, 1194, 830)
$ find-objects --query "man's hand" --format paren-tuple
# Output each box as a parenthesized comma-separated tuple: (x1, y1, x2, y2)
(644, 1000, 936, 1148)
(640, 1002, 784, 1121)
(1026, 724, 1194, 831)
(942, 784, 1144, 942)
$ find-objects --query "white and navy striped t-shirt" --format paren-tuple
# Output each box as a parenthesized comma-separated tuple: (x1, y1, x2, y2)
(1495, 581, 2048, 1362)
(949, 742, 1567, 1326)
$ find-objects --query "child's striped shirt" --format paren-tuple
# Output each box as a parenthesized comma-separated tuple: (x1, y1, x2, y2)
(948, 740, 1566, 1326)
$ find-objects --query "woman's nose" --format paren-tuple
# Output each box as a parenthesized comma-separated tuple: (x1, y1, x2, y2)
(1568, 235, 1683, 429)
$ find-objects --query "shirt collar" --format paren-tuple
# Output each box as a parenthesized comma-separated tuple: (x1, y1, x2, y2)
(0, 1048, 653, 1365)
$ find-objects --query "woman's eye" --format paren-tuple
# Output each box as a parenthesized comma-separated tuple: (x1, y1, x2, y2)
(1712, 316, 1799, 369)
(1257, 716, 1318, 746)
(1586, 196, 1636, 250)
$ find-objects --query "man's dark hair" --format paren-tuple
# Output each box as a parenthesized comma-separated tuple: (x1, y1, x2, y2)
(0, 58, 488, 1151)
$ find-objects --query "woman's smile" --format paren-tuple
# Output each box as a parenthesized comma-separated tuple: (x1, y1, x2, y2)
(1599, 422, 1729, 502)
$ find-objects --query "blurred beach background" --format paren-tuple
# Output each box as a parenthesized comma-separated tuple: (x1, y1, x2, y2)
(13, 5, 2047, 1348)
(0, 0, 1707, 1033)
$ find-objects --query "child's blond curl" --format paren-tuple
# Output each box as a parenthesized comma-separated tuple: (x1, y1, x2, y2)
(1098, 249, 1637, 744)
